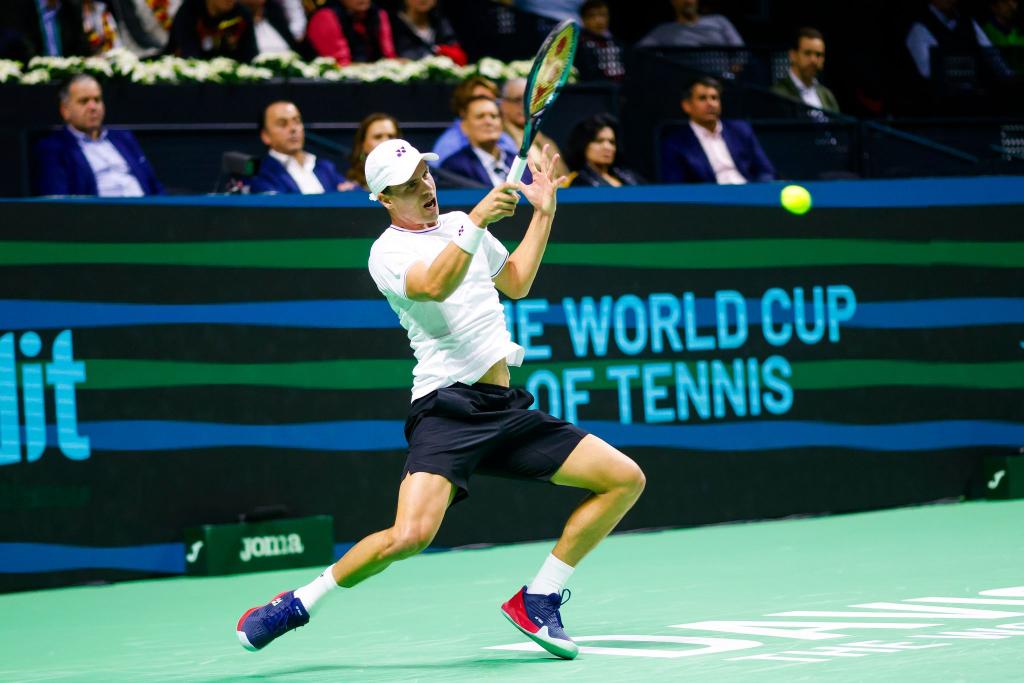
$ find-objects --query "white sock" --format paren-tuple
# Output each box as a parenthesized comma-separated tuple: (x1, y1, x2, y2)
(526, 553, 575, 596)
(294, 564, 339, 613)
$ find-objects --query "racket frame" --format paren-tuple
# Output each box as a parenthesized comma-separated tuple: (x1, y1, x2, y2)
(506, 19, 580, 184)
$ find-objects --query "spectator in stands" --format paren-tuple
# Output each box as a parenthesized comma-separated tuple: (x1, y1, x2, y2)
(238, 0, 309, 56)
(660, 77, 774, 184)
(984, 0, 1023, 43)
(906, 0, 998, 79)
(430, 75, 517, 165)
(440, 95, 533, 187)
(250, 101, 348, 193)
(575, 0, 626, 81)
(117, 0, 300, 57)
(982, 0, 1024, 70)
(565, 114, 643, 187)
(34, 74, 163, 196)
(274, 0, 308, 43)
(307, 0, 396, 65)
(390, 0, 467, 65)
(167, 0, 259, 61)
(497, 0, 583, 23)
(108, 0, 182, 57)
(82, 1, 124, 55)
(346, 112, 401, 190)
(771, 27, 840, 115)
(302, 0, 328, 13)
(637, 0, 744, 48)
(1, 0, 91, 59)
(499, 77, 569, 179)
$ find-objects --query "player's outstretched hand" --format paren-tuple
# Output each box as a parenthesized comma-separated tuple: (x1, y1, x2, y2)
(469, 183, 520, 228)
(520, 144, 567, 216)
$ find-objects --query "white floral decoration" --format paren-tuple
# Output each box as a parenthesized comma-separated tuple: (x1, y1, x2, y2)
(8, 53, 563, 86)
(0, 60, 24, 83)
(82, 57, 115, 78)
(235, 64, 275, 82)
(476, 57, 505, 80)
(20, 69, 52, 84)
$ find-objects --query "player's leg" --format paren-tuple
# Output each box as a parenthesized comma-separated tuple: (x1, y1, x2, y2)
(500, 434, 643, 659)
(547, 434, 645, 566)
(236, 471, 455, 651)
(329, 471, 456, 588)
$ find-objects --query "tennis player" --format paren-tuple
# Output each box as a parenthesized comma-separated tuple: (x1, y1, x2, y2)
(236, 139, 645, 660)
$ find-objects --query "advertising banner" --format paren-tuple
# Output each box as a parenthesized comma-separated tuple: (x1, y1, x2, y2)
(1, 179, 1021, 591)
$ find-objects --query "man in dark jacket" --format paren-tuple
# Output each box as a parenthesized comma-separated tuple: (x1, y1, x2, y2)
(771, 27, 840, 115)
(166, 0, 259, 61)
(660, 77, 774, 184)
(390, 0, 466, 64)
(0, 0, 91, 60)
(249, 101, 348, 194)
(440, 96, 532, 188)
(575, 0, 625, 81)
(34, 74, 163, 196)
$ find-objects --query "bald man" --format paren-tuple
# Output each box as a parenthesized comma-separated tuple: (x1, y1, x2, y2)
(499, 78, 569, 180)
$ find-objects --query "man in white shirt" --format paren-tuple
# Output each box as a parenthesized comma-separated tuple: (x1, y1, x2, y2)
(248, 101, 348, 194)
(237, 139, 645, 660)
(660, 76, 775, 184)
(771, 27, 840, 117)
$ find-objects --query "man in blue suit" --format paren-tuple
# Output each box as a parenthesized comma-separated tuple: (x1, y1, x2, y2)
(249, 101, 351, 194)
(660, 77, 775, 184)
(34, 74, 163, 196)
(441, 96, 532, 188)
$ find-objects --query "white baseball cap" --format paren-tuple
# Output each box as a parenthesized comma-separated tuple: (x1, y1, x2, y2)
(365, 139, 438, 201)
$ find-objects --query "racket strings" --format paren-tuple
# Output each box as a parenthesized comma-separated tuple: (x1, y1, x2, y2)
(527, 25, 578, 116)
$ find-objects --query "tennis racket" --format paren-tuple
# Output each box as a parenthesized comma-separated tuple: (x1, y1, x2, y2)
(506, 19, 580, 184)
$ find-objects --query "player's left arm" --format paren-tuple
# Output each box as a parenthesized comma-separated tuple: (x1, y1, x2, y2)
(494, 145, 567, 300)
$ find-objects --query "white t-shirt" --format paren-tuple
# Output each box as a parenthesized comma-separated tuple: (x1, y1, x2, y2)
(268, 149, 325, 194)
(368, 211, 525, 400)
(689, 121, 747, 185)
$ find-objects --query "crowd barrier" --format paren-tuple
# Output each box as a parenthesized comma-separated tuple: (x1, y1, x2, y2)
(0, 177, 1022, 591)
(0, 81, 619, 196)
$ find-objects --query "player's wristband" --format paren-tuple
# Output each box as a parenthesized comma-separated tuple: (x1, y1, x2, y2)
(452, 221, 486, 254)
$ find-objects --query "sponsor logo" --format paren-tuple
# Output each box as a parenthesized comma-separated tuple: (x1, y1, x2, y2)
(1, 330, 89, 465)
(988, 470, 1006, 490)
(185, 541, 204, 563)
(239, 533, 306, 562)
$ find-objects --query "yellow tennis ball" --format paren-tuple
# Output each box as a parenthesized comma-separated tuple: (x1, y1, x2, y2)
(780, 184, 812, 215)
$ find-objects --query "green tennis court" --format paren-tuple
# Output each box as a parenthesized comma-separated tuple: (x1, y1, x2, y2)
(4, 499, 1022, 682)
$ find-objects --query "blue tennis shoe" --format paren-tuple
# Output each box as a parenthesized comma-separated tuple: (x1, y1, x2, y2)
(501, 586, 578, 659)
(236, 590, 310, 651)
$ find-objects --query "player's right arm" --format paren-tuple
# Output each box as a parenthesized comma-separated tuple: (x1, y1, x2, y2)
(405, 185, 519, 302)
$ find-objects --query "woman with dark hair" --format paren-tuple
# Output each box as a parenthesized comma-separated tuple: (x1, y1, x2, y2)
(346, 112, 402, 189)
(565, 114, 643, 187)
(391, 0, 467, 65)
(307, 0, 396, 65)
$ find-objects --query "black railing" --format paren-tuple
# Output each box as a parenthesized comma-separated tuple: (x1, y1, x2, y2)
(632, 47, 1023, 182)
(3, 45, 1022, 195)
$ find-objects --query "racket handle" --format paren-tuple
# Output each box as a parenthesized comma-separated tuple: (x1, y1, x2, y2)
(506, 155, 528, 184)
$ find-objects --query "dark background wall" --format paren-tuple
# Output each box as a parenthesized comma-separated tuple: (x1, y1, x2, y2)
(1, 179, 1022, 592)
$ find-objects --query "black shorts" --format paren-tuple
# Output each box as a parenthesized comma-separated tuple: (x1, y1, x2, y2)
(402, 382, 588, 503)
